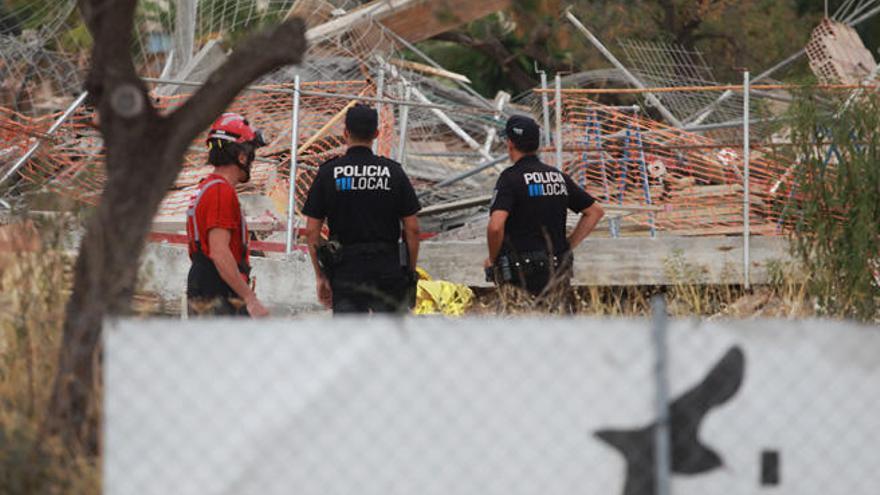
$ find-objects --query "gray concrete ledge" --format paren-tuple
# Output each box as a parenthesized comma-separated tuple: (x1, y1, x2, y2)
(140, 236, 795, 313)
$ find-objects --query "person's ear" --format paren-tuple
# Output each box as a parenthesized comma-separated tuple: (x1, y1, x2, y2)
(372, 129, 379, 140)
(238, 151, 248, 164)
(343, 128, 351, 141)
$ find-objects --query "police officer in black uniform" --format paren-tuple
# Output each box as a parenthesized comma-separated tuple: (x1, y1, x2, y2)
(303, 104, 421, 314)
(485, 115, 605, 296)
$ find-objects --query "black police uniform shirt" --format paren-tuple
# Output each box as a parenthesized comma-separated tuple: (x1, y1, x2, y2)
(490, 154, 596, 255)
(302, 146, 421, 245)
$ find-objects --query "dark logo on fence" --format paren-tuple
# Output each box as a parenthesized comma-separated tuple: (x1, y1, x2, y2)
(595, 346, 746, 495)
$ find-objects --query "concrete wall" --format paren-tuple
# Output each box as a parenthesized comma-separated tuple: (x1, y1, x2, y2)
(140, 243, 324, 315)
(140, 236, 794, 313)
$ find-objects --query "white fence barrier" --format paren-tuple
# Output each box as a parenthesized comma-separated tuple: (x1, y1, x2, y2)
(104, 317, 880, 495)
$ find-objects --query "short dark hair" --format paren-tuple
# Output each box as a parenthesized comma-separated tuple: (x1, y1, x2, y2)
(505, 115, 541, 153)
(345, 104, 379, 141)
(208, 139, 253, 166)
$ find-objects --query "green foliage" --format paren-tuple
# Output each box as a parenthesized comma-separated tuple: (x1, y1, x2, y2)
(3, 0, 63, 31)
(784, 90, 880, 321)
(413, 40, 511, 97)
(197, 0, 259, 44)
(417, 0, 824, 97)
(140, 0, 176, 33)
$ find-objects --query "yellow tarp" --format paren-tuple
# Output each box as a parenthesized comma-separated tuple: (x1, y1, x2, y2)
(413, 267, 474, 316)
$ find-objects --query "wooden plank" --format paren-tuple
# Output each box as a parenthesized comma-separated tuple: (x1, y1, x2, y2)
(389, 58, 471, 83)
(298, 99, 359, 155)
(663, 224, 779, 237)
(379, 0, 511, 43)
(304, 0, 510, 46)
(657, 208, 742, 223)
(285, 0, 335, 26)
(420, 195, 666, 217)
(418, 236, 795, 287)
(677, 183, 742, 198)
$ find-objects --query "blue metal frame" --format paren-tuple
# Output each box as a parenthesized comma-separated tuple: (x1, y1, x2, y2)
(582, 110, 617, 237)
(634, 127, 657, 237)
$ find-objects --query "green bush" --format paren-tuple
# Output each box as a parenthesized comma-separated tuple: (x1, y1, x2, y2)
(783, 89, 880, 321)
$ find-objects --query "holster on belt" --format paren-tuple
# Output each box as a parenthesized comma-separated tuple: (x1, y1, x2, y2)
(316, 239, 343, 277)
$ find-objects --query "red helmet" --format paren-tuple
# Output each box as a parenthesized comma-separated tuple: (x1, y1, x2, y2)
(207, 113, 266, 147)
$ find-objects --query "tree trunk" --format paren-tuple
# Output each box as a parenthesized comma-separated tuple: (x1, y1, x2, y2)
(47, 120, 173, 452)
(46, 0, 307, 454)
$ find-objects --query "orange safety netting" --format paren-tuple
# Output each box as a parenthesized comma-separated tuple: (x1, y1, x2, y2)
(555, 94, 794, 236)
(3, 86, 813, 239)
(2, 80, 394, 234)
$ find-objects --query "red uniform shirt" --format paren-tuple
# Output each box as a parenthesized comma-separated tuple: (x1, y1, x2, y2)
(186, 174, 249, 268)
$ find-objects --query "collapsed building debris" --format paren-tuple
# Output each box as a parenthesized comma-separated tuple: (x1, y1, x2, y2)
(0, 0, 878, 263)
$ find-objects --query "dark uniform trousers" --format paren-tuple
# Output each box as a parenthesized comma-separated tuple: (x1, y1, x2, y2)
(186, 252, 249, 317)
(329, 244, 415, 314)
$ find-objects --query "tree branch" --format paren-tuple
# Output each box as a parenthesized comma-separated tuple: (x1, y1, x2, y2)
(167, 18, 307, 155)
(520, 21, 566, 74)
(46, 12, 309, 455)
(79, 0, 141, 106)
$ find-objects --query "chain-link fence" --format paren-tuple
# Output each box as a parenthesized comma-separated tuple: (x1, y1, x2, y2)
(104, 306, 880, 495)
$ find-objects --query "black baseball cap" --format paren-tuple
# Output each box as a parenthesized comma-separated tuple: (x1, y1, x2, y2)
(505, 114, 540, 152)
(345, 103, 379, 138)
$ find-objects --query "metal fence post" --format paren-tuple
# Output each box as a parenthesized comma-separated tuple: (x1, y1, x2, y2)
(285, 75, 301, 255)
(172, 0, 197, 75)
(373, 66, 385, 154)
(743, 71, 751, 289)
(396, 84, 411, 165)
(555, 74, 563, 169)
(651, 293, 672, 495)
(540, 71, 552, 148)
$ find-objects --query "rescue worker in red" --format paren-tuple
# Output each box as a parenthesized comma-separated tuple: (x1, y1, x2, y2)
(186, 113, 270, 317)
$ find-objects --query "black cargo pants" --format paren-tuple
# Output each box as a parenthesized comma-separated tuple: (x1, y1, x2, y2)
(329, 244, 415, 314)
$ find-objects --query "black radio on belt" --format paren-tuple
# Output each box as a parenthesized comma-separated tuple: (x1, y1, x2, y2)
(316, 239, 343, 274)
(399, 240, 410, 269)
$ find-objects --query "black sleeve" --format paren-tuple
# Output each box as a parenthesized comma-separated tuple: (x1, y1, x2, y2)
(564, 173, 596, 213)
(301, 166, 329, 219)
(489, 172, 516, 212)
(396, 167, 421, 217)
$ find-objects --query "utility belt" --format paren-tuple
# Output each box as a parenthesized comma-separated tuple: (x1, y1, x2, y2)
(486, 250, 572, 284)
(317, 240, 410, 275)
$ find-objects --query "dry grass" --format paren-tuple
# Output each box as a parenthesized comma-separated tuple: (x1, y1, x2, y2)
(472, 257, 814, 319)
(0, 219, 99, 494)
(0, 215, 821, 495)
(474, 283, 814, 318)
